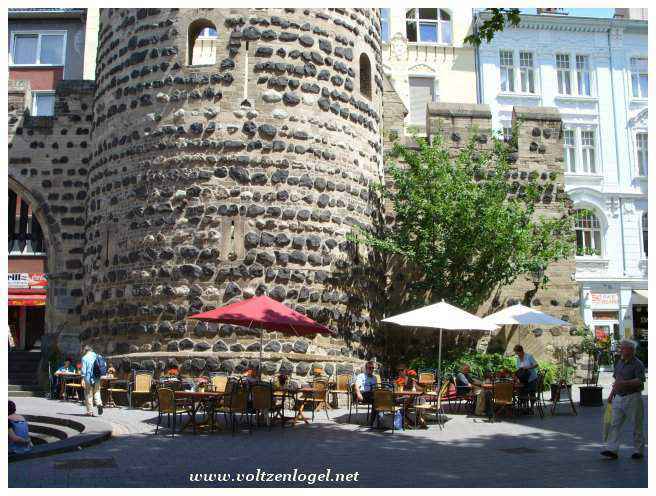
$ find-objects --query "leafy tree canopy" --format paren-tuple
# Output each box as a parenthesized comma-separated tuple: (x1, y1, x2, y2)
(465, 8, 521, 46)
(350, 130, 574, 313)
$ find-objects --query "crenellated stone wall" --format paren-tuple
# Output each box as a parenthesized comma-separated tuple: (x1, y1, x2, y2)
(79, 8, 385, 379)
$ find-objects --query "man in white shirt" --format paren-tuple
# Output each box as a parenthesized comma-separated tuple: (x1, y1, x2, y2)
(354, 361, 378, 426)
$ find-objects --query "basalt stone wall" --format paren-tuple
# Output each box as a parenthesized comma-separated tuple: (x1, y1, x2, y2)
(81, 8, 385, 378)
(8, 79, 95, 360)
(424, 104, 582, 363)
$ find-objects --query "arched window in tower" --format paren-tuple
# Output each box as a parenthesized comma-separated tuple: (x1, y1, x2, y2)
(574, 209, 602, 257)
(188, 20, 219, 66)
(359, 53, 372, 100)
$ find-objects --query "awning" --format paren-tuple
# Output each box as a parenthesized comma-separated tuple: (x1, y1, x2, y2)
(8, 294, 46, 307)
(632, 289, 648, 304)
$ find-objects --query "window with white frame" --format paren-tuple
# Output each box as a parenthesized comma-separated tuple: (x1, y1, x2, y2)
(380, 8, 391, 43)
(519, 51, 535, 93)
(405, 9, 452, 44)
(636, 132, 648, 176)
(630, 57, 648, 99)
(10, 31, 66, 65)
(32, 92, 55, 117)
(575, 209, 602, 256)
(642, 212, 648, 256)
(563, 129, 577, 173)
(581, 130, 596, 173)
(576, 55, 591, 96)
(556, 54, 572, 95)
(502, 125, 513, 143)
(409, 76, 437, 125)
(499, 50, 515, 93)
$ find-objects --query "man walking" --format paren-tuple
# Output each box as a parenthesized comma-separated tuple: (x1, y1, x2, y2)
(601, 339, 645, 460)
(80, 345, 103, 417)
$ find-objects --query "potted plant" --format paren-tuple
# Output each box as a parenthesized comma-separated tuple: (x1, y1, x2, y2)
(195, 376, 209, 392)
(578, 335, 603, 407)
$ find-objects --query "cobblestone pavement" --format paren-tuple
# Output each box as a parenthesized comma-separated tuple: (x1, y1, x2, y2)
(9, 380, 648, 488)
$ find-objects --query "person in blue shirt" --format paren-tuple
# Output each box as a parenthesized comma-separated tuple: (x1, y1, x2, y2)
(9, 401, 32, 455)
(52, 357, 76, 399)
(80, 345, 103, 416)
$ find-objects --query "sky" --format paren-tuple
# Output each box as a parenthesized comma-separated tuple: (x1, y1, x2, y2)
(519, 8, 616, 18)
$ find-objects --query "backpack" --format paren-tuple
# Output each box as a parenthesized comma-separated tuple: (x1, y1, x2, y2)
(93, 355, 108, 378)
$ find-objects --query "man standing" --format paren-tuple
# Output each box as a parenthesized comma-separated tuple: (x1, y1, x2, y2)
(601, 339, 645, 460)
(354, 361, 378, 426)
(80, 345, 103, 417)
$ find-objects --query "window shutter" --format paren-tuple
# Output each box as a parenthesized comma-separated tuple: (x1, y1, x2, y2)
(409, 77, 434, 125)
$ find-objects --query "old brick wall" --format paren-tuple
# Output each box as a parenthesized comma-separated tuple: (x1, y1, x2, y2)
(8, 79, 95, 359)
(379, 103, 583, 364)
(80, 8, 385, 379)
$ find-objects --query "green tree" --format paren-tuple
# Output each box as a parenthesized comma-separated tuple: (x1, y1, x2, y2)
(350, 131, 574, 313)
(465, 8, 521, 46)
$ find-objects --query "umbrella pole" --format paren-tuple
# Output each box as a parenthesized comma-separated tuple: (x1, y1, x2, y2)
(259, 330, 263, 380)
(437, 328, 443, 392)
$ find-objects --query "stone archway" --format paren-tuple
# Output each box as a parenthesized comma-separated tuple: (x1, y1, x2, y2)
(8, 175, 66, 351)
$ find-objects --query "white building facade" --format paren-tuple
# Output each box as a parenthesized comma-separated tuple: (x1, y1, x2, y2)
(380, 7, 478, 135)
(475, 13, 648, 350)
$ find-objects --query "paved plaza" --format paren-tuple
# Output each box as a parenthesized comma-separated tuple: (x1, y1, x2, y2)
(9, 380, 648, 488)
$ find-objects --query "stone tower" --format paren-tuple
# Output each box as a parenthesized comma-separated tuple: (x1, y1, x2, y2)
(82, 8, 385, 377)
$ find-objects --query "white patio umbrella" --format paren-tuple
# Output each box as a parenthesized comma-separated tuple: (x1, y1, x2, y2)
(483, 303, 569, 345)
(382, 300, 498, 389)
(483, 303, 570, 327)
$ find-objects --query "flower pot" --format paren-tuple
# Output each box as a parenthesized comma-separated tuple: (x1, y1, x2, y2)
(579, 386, 603, 407)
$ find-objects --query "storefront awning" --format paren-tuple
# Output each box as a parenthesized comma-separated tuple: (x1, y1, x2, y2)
(8, 294, 46, 306)
(633, 289, 648, 304)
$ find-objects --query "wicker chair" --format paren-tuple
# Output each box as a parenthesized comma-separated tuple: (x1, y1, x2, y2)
(418, 370, 437, 392)
(330, 373, 351, 408)
(250, 382, 283, 430)
(64, 377, 84, 402)
(372, 388, 402, 432)
(155, 388, 187, 438)
(209, 373, 229, 393)
(492, 382, 515, 419)
(304, 379, 330, 421)
(347, 383, 372, 424)
(130, 371, 154, 409)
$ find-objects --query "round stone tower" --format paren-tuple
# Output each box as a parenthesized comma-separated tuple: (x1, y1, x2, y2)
(82, 8, 385, 378)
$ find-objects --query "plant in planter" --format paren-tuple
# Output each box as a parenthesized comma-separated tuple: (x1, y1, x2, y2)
(195, 376, 209, 392)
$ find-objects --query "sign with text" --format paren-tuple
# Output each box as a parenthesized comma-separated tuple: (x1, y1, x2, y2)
(8, 273, 47, 289)
(590, 293, 619, 307)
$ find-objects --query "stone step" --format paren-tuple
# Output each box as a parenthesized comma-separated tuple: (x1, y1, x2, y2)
(9, 384, 42, 392)
(8, 390, 46, 398)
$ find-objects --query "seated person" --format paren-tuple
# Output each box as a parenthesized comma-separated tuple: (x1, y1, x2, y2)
(455, 364, 481, 396)
(105, 363, 116, 378)
(354, 361, 378, 425)
(53, 358, 77, 399)
(9, 401, 33, 455)
(513, 344, 539, 394)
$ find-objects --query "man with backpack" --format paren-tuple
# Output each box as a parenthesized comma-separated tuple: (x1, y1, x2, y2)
(80, 345, 104, 416)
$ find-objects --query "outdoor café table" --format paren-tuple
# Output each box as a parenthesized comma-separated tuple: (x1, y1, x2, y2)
(100, 376, 128, 408)
(58, 373, 82, 401)
(271, 388, 299, 425)
(393, 390, 427, 429)
(174, 390, 227, 434)
(291, 387, 320, 425)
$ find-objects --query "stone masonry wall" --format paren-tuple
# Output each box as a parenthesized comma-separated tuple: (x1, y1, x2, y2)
(416, 103, 582, 363)
(8, 79, 95, 360)
(80, 8, 385, 379)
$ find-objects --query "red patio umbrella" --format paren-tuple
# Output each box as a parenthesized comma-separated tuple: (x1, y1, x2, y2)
(189, 295, 334, 376)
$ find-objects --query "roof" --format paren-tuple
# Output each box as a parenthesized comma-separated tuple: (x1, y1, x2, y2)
(9, 8, 86, 19)
(475, 10, 647, 33)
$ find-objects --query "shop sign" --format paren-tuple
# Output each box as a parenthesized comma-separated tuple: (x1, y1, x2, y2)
(590, 293, 619, 306)
(8, 273, 47, 289)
